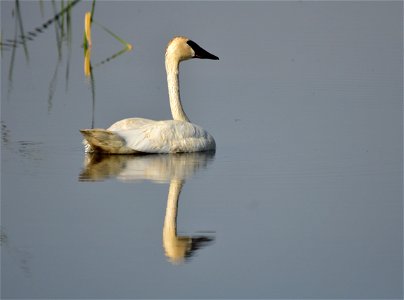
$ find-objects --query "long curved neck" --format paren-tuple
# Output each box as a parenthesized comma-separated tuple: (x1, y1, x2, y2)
(165, 57, 190, 122)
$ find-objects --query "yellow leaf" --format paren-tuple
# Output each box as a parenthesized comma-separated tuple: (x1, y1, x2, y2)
(84, 11, 92, 48)
(84, 48, 91, 77)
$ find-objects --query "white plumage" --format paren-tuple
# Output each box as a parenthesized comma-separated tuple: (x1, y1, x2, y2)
(80, 36, 219, 154)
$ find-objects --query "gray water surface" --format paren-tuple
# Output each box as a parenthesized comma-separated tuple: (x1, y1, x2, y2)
(1, 1, 402, 299)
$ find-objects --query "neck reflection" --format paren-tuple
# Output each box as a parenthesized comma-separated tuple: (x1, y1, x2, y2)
(163, 179, 214, 264)
(80, 152, 215, 264)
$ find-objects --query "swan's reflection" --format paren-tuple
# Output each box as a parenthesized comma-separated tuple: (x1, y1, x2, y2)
(80, 152, 215, 264)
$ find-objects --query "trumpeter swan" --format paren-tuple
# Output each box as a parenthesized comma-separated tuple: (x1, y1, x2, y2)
(80, 36, 219, 154)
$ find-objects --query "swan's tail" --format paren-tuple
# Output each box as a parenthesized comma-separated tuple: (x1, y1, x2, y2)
(80, 129, 137, 154)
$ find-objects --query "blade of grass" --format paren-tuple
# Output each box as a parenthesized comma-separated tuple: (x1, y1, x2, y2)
(39, 0, 44, 18)
(65, 0, 73, 91)
(84, 11, 92, 50)
(15, 0, 29, 62)
(93, 21, 132, 50)
(7, 13, 19, 97)
(93, 47, 131, 68)
(90, 65, 96, 129)
(85, 0, 96, 128)
(83, 0, 95, 50)
(48, 60, 60, 113)
(90, 0, 96, 20)
(51, 0, 62, 60)
(84, 48, 91, 77)
(5, 0, 81, 49)
(66, 0, 72, 45)
(60, 0, 65, 39)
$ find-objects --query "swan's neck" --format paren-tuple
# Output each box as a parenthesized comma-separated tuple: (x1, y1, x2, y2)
(166, 58, 190, 122)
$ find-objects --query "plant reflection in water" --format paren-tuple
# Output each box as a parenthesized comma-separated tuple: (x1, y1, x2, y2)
(2, 0, 81, 100)
(79, 152, 215, 264)
(1, 0, 131, 117)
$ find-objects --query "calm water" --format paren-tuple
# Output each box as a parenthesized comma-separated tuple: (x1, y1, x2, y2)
(1, 1, 403, 299)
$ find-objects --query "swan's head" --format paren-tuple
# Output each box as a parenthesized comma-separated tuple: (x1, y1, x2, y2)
(165, 36, 219, 63)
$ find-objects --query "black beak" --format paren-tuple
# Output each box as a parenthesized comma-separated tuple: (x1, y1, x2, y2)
(187, 40, 219, 60)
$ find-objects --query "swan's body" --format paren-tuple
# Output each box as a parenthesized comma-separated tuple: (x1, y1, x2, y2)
(80, 36, 219, 154)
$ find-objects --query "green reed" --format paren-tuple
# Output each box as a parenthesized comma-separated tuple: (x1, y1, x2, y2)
(0, 0, 81, 50)
(15, 0, 29, 62)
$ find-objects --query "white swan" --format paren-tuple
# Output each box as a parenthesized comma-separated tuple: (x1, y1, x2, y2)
(80, 36, 219, 154)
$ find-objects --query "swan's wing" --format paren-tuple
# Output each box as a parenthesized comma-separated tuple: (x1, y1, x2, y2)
(117, 120, 215, 153)
(81, 118, 155, 153)
(80, 128, 140, 154)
